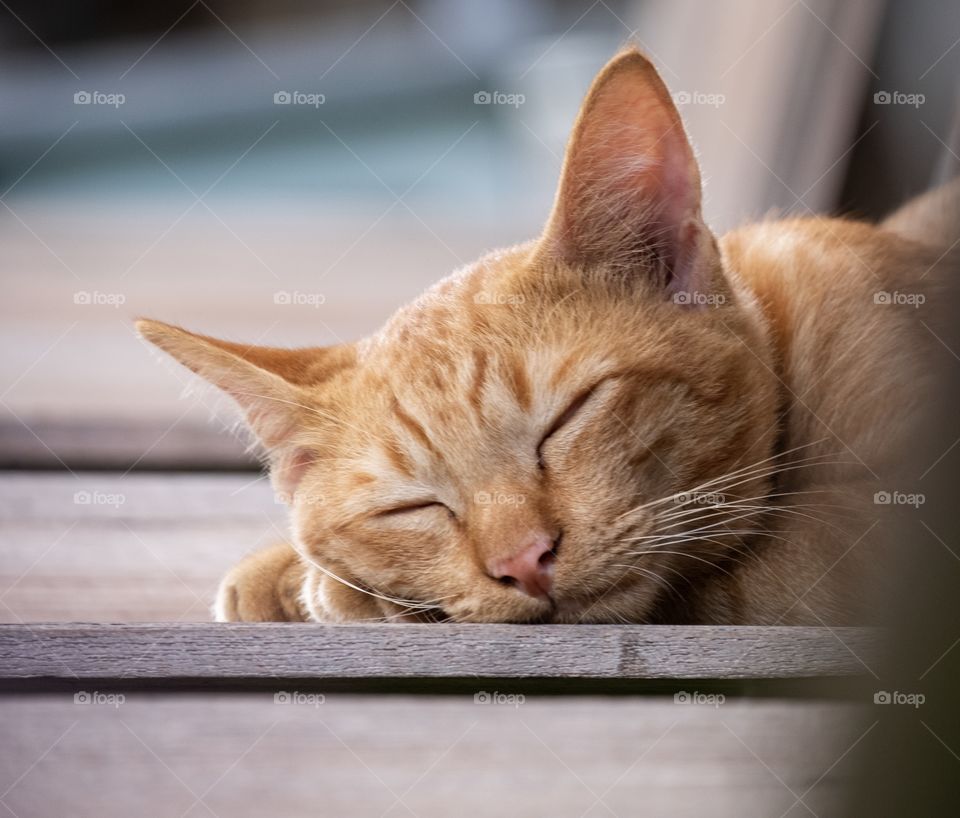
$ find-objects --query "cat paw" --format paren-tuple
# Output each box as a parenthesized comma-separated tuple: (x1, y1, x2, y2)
(214, 543, 309, 622)
(300, 569, 414, 622)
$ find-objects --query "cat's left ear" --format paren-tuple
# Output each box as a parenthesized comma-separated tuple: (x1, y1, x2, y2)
(136, 319, 347, 500)
(536, 48, 720, 298)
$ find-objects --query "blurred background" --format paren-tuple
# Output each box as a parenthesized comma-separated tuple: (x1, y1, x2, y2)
(1, 0, 958, 470)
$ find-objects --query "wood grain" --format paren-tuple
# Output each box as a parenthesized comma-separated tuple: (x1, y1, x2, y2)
(0, 623, 880, 681)
(0, 473, 286, 622)
(0, 694, 866, 818)
(0, 418, 255, 470)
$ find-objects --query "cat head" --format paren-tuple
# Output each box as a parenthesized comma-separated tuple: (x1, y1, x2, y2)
(139, 49, 778, 623)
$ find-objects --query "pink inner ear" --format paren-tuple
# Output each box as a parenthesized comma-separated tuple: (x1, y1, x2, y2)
(665, 219, 707, 298)
(274, 446, 317, 502)
(545, 53, 704, 288)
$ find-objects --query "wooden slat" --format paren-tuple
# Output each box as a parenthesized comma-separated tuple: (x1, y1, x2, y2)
(0, 418, 254, 470)
(0, 473, 286, 622)
(0, 623, 879, 681)
(0, 695, 864, 817)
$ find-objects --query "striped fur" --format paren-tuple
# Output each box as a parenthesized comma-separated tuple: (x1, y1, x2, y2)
(138, 50, 955, 624)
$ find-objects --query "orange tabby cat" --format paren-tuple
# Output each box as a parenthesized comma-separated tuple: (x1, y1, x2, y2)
(138, 49, 957, 625)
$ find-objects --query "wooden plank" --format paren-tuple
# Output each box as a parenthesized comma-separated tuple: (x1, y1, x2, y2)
(0, 473, 286, 622)
(0, 623, 880, 681)
(0, 695, 864, 817)
(0, 418, 255, 470)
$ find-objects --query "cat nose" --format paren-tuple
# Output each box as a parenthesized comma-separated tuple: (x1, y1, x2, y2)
(488, 533, 557, 599)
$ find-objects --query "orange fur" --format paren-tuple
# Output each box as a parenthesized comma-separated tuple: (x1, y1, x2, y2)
(138, 50, 956, 625)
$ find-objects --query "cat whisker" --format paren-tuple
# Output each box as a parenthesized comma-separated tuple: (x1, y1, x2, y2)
(654, 500, 857, 540)
(609, 564, 680, 597)
(653, 500, 856, 534)
(613, 445, 850, 522)
(616, 462, 856, 540)
(297, 550, 452, 613)
(651, 492, 842, 526)
(626, 527, 769, 544)
(624, 550, 736, 576)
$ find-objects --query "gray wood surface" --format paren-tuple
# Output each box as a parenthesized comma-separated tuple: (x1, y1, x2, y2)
(0, 694, 867, 818)
(0, 623, 879, 681)
(0, 418, 255, 470)
(0, 473, 285, 622)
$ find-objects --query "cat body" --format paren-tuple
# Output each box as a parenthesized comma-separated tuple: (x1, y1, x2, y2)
(139, 50, 957, 625)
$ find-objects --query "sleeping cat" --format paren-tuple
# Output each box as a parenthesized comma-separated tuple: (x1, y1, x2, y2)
(138, 49, 958, 625)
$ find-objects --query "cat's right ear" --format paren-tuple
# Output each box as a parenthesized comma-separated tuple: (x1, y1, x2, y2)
(536, 48, 720, 299)
(136, 319, 342, 498)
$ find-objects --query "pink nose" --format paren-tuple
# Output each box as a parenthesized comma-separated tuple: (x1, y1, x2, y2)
(488, 533, 556, 599)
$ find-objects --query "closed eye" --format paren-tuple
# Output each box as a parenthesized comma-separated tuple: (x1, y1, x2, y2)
(375, 501, 449, 519)
(537, 382, 603, 468)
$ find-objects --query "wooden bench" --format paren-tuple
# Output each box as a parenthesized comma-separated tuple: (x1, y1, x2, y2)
(0, 472, 879, 816)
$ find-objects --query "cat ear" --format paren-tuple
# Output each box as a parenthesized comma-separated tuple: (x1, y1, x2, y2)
(136, 319, 335, 499)
(537, 49, 717, 296)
